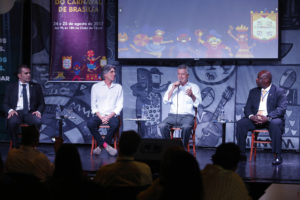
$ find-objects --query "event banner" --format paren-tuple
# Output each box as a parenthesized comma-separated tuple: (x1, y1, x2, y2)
(0, 1, 24, 83)
(0, 1, 24, 138)
(50, 0, 107, 81)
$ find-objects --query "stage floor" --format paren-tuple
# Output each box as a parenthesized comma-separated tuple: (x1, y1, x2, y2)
(1, 142, 300, 185)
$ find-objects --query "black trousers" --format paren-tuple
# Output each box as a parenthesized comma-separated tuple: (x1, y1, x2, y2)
(7, 111, 42, 148)
(236, 117, 284, 154)
(87, 115, 119, 147)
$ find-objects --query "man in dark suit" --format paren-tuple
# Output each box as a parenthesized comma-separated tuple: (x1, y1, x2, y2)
(2, 65, 45, 148)
(236, 70, 287, 165)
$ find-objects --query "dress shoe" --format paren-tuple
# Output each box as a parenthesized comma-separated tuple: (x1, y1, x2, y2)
(272, 155, 283, 165)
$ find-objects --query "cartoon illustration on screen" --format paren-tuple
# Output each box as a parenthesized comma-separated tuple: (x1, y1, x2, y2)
(130, 29, 173, 58)
(196, 29, 233, 58)
(251, 10, 278, 41)
(130, 33, 148, 53)
(144, 29, 173, 58)
(170, 33, 197, 58)
(118, 32, 129, 52)
(227, 25, 255, 58)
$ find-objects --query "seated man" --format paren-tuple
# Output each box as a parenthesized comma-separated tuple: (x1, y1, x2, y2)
(87, 64, 123, 156)
(94, 130, 152, 187)
(158, 64, 201, 148)
(236, 70, 287, 165)
(2, 64, 45, 148)
(201, 143, 251, 200)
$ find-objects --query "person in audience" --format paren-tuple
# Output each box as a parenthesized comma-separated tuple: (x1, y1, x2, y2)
(87, 64, 123, 156)
(2, 64, 45, 148)
(4, 125, 53, 182)
(236, 70, 287, 165)
(0, 154, 3, 181)
(158, 64, 201, 148)
(201, 142, 251, 200)
(137, 146, 203, 200)
(45, 143, 99, 198)
(94, 130, 152, 187)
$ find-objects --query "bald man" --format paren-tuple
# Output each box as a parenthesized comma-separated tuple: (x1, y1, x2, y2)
(236, 70, 287, 165)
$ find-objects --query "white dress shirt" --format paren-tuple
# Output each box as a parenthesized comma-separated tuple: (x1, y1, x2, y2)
(257, 84, 272, 116)
(91, 81, 123, 116)
(16, 81, 30, 111)
(163, 81, 202, 115)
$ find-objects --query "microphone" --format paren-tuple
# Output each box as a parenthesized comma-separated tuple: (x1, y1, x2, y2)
(175, 81, 182, 88)
(176, 81, 182, 127)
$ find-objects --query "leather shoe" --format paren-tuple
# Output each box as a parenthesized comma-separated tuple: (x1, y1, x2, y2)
(272, 155, 283, 165)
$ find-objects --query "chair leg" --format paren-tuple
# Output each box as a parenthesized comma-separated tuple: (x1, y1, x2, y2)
(113, 126, 120, 149)
(254, 146, 257, 161)
(249, 133, 255, 161)
(192, 133, 196, 156)
(254, 134, 258, 160)
(90, 137, 94, 155)
(113, 133, 116, 149)
(254, 134, 257, 161)
(113, 136, 117, 149)
(90, 136, 97, 155)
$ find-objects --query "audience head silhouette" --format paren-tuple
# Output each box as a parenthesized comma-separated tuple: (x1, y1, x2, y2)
(53, 143, 83, 179)
(118, 130, 141, 156)
(159, 146, 203, 199)
(21, 125, 40, 146)
(212, 142, 241, 171)
(0, 154, 3, 180)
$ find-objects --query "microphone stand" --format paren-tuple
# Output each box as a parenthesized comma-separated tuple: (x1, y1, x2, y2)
(176, 85, 180, 127)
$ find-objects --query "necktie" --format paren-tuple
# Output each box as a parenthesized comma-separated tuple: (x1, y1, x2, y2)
(257, 89, 267, 115)
(261, 89, 267, 102)
(22, 84, 29, 113)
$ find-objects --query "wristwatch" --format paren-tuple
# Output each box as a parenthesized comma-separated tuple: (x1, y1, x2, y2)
(267, 116, 272, 121)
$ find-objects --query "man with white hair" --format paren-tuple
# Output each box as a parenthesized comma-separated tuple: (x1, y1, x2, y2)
(87, 65, 123, 156)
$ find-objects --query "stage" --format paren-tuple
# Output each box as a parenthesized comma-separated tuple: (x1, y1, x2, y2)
(1, 142, 300, 199)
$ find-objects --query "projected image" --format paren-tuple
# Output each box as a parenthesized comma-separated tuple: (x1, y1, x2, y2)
(118, 0, 278, 59)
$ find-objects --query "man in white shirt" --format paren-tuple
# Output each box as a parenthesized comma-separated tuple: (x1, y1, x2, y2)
(87, 65, 123, 156)
(158, 64, 202, 148)
(236, 70, 287, 165)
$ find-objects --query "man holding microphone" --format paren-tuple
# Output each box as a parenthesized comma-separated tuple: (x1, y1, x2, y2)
(159, 64, 202, 148)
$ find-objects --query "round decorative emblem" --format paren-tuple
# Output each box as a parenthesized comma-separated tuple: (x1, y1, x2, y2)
(192, 65, 235, 85)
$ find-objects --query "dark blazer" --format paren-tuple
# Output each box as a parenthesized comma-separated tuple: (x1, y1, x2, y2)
(244, 84, 287, 120)
(2, 81, 45, 114)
